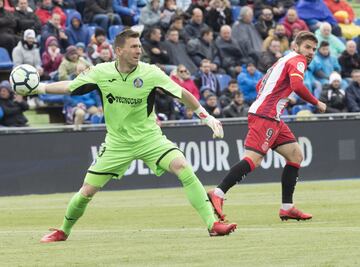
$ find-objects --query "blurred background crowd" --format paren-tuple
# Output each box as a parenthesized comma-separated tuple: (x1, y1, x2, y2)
(1, 0, 360, 129)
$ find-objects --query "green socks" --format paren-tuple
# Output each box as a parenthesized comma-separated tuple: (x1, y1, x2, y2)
(60, 192, 92, 236)
(178, 166, 216, 230)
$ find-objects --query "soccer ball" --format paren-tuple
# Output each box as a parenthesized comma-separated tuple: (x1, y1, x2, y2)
(10, 64, 40, 95)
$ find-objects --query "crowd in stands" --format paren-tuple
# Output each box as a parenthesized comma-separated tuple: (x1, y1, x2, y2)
(1, 0, 360, 128)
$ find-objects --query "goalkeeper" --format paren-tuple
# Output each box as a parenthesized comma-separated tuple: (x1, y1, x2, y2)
(17, 29, 237, 242)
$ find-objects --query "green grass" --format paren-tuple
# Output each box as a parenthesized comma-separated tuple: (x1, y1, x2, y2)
(1, 180, 360, 267)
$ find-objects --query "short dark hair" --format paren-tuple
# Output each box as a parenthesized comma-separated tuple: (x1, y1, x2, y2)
(228, 79, 237, 86)
(201, 27, 213, 37)
(319, 40, 329, 48)
(114, 29, 140, 48)
(294, 31, 318, 46)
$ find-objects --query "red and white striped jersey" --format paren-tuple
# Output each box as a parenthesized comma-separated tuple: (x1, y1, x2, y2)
(249, 51, 307, 121)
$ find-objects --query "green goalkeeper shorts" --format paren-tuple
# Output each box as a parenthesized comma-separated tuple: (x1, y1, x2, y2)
(84, 134, 181, 188)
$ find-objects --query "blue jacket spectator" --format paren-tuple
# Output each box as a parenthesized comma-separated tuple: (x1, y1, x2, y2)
(112, 0, 140, 26)
(65, 11, 91, 47)
(309, 41, 341, 85)
(345, 70, 360, 112)
(237, 62, 263, 105)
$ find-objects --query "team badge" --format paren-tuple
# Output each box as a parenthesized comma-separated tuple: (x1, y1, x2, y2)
(296, 62, 305, 73)
(133, 77, 143, 88)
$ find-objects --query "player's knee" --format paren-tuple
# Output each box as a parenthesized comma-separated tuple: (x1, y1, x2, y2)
(292, 149, 303, 164)
(169, 159, 188, 173)
(80, 183, 99, 197)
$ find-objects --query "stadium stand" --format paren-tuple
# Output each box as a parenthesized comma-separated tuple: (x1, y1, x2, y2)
(0, 48, 14, 70)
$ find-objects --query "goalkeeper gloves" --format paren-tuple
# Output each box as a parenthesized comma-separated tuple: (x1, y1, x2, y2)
(194, 106, 224, 139)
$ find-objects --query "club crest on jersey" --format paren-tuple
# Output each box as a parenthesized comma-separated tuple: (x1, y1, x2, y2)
(133, 77, 143, 88)
(297, 62, 305, 73)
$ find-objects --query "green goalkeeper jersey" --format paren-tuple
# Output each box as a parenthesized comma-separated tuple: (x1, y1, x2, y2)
(69, 61, 183, 146)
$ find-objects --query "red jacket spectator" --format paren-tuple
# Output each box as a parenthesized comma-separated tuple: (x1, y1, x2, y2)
(282, 8, 309, 38)
(171, 67, 200, 100)
(324, 0, 355, 23)
(35, 0, 66, 28)
(41, 36, 63, 77)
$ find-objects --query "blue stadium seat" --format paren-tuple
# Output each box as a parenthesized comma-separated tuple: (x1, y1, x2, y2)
(231, 6, 241, 21)
(88, 26, 98, 38)
(0, 106, 4, 120)
(65, 9, 78, 26)
(0, 48, 13, 70)
(355, 18, 360, 26)
(216, 74, 232, 91)
(38, 94, 65, 104)
(108, 25, 125, 41)
(313, 88, 322, 99)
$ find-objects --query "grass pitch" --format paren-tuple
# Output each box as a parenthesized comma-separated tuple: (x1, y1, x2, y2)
(0, 180, 359, 267)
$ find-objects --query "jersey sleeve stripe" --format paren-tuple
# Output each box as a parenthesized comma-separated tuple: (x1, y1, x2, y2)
(290, 73, 304, 79)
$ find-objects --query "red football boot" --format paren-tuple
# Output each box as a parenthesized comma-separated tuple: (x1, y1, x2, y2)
(207, 189, 226, 221)
(40, 228, 68, 243)
(209, 221, 237, 237)
(279, 206, 313, 221)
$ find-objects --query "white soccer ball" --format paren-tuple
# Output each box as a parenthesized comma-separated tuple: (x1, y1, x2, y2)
(10, 64, 40, 95)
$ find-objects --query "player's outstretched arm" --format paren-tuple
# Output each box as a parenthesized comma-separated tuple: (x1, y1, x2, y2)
(37, 81, 72, 95)
(180, 88, 224, 138)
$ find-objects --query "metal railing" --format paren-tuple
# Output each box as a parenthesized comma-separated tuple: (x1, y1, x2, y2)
(0, 112, 359, 134)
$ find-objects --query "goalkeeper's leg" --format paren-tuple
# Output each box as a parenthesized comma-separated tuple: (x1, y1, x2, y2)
(40, 173, 112, 243)
(158, 150, 236, 236)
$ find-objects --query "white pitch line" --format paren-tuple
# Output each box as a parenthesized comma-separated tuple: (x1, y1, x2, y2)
(0, 226, 360, 235)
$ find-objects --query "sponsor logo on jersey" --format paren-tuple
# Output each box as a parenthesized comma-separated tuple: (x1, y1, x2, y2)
(108, 78, 117, 82)
(106, 93, 142, 105)
(266, 128, 274, 141)
(297, 62, 305, 73)
(133, 77, 143, 88)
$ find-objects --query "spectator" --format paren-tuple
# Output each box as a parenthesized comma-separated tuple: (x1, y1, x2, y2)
(41, 36, 63, 80)
(237, 61, 263, 105)
(295, 0, 342, 36)
(83, 0, 122, 32)
(309, 41, 341, 85)
(219, 79, 240, 108)
(232, 6, 263, 57)
(169, 15, 189, 42)
(164, 29, 197, 74)
(204, 93, 222, 118)
(176, 0, 191, 13)
(345, 69, 360, 112)
(186, 0, 208, 20)
(139, 0, 162, 30)
(53, 0, 76, 10)
(112, 0, 140, 26)
(216, 25, 252, 77)
(187, 27, 221, 72)
(194, 59, 221, 97)
(14, 0, 42, 36)
(182, 106, 195, 120)
(58, 45, 91, 80)
(12, 29, 43, 77)
(87, 27, 113, 64)
(41, 12, 69, 53)
(142, 26, 174, 73)
(76, 42, 92, 65)
(324, 0, 355, 24)
(63, 90, 103, 130)
(0, 0, 19, 56)
(315, 22, 345, 57)
(262, 24, 289, 53)
(253, 0, 293, 21)
(338, 40, 360, 79)
(160, 0, 178, 31)
(205, 0, 232, 33)
(65, 11, 91, 47)
(170, 64, 200, 100)
(93, 44, 112, 65)
(35, 0, 66, 28)
(258, 39, 282, 73)
(254, 7, 276, 39)
(319, 72, 346, 113)
(282, 8, 309, 39)
(184, 8, 209, 40)
(222, 91, 248, 118)
(0, 81, 29, 127)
